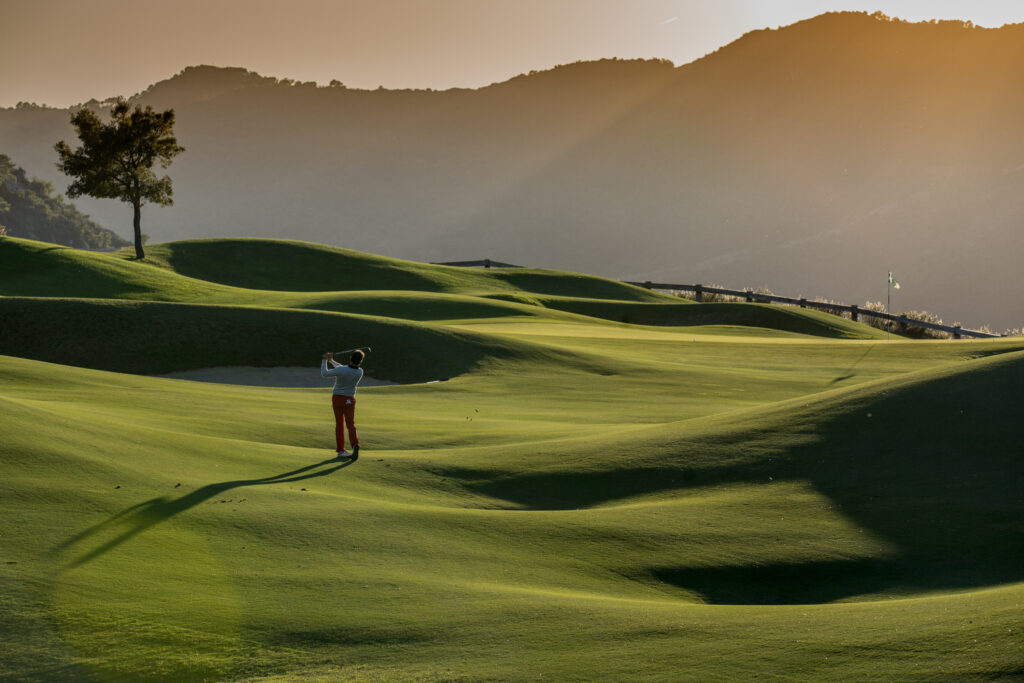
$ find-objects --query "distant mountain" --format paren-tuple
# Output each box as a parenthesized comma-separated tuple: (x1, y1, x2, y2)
(0, 154, 128, 249)
(2, 12, 1023, 329)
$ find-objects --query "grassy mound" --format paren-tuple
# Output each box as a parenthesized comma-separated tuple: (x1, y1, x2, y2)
(0, 238, 576, 323)
(260, 290, 560, 322)
(4, 236, 1023, 679)
(0, 237, 224, 301)
(527, 296, 887, 338)
(439, 350, 1024, 603)
(2, 342, 1023, 680)
(141, 238, 668, 301)
(1, 235, 668, 303)
(2, 237, 890, 341)
(142, 238, 483, 293)
(0, 296, 596, 382)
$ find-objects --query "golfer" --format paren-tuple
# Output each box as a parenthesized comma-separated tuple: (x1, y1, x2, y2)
(321, 350, 364, 459)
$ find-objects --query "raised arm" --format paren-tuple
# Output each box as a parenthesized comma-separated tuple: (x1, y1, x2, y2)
(321, 352, 334, 377)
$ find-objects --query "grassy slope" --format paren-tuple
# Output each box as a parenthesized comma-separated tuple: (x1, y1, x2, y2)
(138, 239, 674, 301)
(0, 296, 567, 381)
(3, 335, 1024, 680)
(0, 237, 887, 341)
(0, 236, 889, 389)
(0, 237, 670, 303)
(3, 237, 1022, 680)
(509, 296, 887, 338)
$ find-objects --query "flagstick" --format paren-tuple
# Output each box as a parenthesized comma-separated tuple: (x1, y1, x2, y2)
(887, 276, 891, 343)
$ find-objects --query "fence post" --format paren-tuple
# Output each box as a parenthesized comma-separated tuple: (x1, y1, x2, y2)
(799, 298, 806, 308)
(644, 281, 653, 289)
(745, 290, 754, 303)
(695, 284, 703, 302)
(953, 325, 962, 340)
(850, 304, 859, 322)
(484, 258, 491, 269)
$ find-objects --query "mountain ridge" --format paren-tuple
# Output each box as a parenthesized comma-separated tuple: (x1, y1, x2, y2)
(2, 11, 1022, 329)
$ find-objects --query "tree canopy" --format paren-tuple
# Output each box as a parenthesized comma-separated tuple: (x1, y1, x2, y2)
(55, 98, 183, 259)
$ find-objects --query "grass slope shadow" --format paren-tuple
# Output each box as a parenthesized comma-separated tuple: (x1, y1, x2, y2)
(53, 458, 351, 569)
(446, 352, 1024, 604)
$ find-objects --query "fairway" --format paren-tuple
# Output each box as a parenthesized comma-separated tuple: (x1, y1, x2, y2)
(2, 238, 1023, 681)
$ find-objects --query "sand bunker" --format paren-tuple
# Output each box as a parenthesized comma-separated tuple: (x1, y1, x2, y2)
(155, 366, 398, 388)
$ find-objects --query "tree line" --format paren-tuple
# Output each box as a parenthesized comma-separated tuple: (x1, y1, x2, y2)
(0, 153, 128, 249)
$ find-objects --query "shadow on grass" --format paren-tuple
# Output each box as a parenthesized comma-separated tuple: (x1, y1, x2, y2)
(444, 465, 756, 511)
(265, 626, 434, 648)
(54, 458, 350, 568)
(446, 352, 1024, 603)
(650, 554, 1024, 605)
(654, 560, 901, 605)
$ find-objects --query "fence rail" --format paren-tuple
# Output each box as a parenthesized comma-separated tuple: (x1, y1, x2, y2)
(432, 259, 523, 269)
(430, 259, 999, 339)
(623, 282, 998, 339)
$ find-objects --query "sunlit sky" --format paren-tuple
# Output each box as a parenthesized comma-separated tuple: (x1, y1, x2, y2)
(2, 0, 1023, 108)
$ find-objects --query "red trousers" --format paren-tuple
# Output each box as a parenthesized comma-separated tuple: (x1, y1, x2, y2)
(331, 394, 359, 451)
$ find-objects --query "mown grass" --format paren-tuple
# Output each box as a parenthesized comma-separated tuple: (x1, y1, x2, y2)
(524, 296, 887, 338)
(0, 296, 582, 382)
(1, 236, 891, 337)
(2, 236, 1023, 680)
(0, 237, 611, 310)
(138, 239, 673, 302)
(3, 341, 1024, 681)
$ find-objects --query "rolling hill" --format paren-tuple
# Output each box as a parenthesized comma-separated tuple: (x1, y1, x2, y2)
(2, 237, 1023, 679)
(0, 236, 888, 379)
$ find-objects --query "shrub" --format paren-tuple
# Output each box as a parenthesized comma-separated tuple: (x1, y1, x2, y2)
(856, 303, 948, 338)
(861, 301, 891, 331)
(900, 310, 951, 340)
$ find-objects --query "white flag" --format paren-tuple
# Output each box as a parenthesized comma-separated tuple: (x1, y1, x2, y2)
(888, 272, 900, 290)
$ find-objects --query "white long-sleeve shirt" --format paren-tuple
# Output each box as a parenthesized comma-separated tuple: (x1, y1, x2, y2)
(321, 359, 363, 396)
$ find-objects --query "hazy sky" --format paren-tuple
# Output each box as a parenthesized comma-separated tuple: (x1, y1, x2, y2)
(2, 0, 1023, 108)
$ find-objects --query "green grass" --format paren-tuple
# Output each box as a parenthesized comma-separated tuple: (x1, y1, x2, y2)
(138, 239, 674, 302)
(0, 237, 663, 305)
(2, 236, 1023, 681)
(0, 296, 570, 381)
(509, 296, 888, 338)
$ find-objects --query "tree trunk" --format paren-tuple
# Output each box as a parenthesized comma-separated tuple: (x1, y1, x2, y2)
(132, 199, 144, 259)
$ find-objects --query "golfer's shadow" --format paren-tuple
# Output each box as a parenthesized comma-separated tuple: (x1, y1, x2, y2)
(54, 458, 350, 568)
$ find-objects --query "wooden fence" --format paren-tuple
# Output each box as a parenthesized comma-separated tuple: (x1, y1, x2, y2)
(432, 260, 1000, 339)
(623, 282, 997, 339)
(432, 258, 522, 269)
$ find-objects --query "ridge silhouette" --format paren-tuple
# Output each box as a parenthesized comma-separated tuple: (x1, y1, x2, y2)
(4, 12, 1024, 329)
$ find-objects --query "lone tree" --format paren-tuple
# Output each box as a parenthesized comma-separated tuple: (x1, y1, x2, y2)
(55, 98, 184, 259)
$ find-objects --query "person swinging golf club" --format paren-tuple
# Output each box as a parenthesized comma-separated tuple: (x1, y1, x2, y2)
(321, 349, 365, 460)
